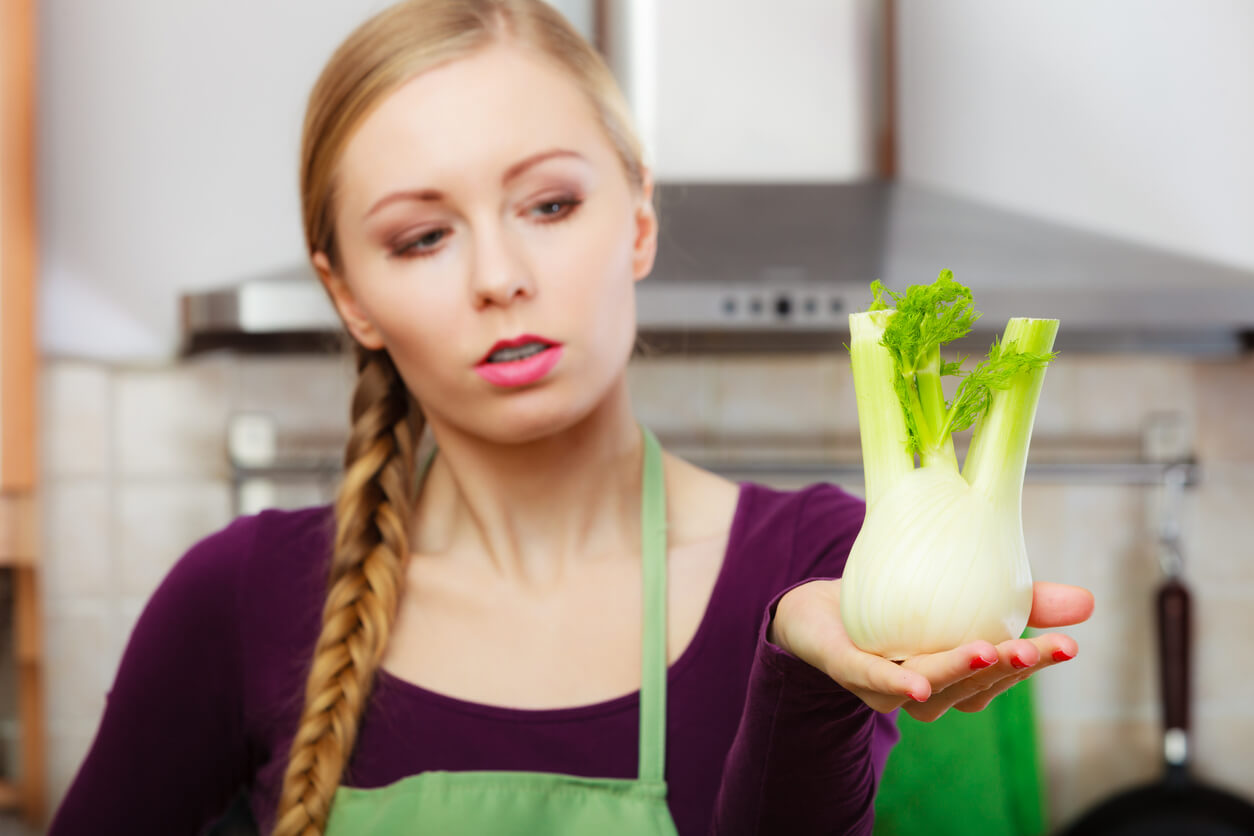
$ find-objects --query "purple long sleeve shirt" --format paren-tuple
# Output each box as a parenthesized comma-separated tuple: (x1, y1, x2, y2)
(49, 481, 898, 835)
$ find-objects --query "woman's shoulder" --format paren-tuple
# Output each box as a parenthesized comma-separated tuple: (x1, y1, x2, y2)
(669, 449, 866, 586)
(738, 478, 864, 524)
(237, 502, 338, 570)
(150, 503, 336, 627)
(730, 479, 866, 585)
(728, 476, 864, 542)
(178, 502, 335, 577)
(666, 450, 864, 558)
(667, 451, 857, 531)
(161, 504, 339, 708)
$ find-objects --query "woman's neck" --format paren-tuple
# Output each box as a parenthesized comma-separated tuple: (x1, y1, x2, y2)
(408, 388, 648, 589)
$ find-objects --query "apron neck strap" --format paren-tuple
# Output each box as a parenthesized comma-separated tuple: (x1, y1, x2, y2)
(638, 424, 668, 785)
(412, 427, 669, 784)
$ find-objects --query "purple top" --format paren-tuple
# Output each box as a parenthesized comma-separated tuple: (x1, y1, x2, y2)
(49, 481, 898, 836)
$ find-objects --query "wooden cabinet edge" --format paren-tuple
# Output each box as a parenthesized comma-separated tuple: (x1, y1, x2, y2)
(1, 0, 47, 827)
(1, 0, 39, 492)
(0, 493, 38, 567)
(0, 778, 22, 810)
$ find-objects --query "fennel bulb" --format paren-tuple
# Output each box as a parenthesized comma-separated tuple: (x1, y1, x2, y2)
(839, 271, 1059, 660)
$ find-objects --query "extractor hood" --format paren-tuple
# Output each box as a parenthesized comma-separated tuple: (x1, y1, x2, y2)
(181, 179, 1254, 356)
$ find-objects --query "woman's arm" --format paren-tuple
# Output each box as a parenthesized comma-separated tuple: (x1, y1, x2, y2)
(47, 518, 257, 835)
(708, 485, 895, 836)
(709, 580, 898, 836)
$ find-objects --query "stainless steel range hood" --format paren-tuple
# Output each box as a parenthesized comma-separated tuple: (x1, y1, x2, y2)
(181, 179, 1254, 356)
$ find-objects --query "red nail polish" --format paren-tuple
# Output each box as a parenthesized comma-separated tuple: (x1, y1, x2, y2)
(970, 656, 994, 670)
(1011, 655, 1032, 669)
(1052, 650, 1074, 662)
(906, 691, 928, 703)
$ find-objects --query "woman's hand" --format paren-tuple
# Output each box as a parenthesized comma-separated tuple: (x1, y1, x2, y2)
(769, 579, 1095, 720)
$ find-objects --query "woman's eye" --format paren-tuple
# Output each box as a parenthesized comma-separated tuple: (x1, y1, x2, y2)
(393, 228, 447, 257)
(529, 196, 582, 222)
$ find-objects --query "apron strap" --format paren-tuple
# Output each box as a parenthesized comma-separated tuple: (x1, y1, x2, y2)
(410, 429, 669, 785)
(638, 424, 668, 785)
(414, 445, 438, 495)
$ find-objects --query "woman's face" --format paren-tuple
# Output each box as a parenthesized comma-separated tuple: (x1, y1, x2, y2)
(314, 42, 657, 444)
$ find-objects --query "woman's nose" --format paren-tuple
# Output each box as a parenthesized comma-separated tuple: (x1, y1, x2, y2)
(474, 272, 531, 308)
(470, 224, 535, 308)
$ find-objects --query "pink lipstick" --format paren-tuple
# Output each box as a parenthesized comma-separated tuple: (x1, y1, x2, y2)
(475, 334, 563, 388)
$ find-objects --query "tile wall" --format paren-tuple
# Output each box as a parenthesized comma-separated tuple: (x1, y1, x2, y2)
(29, 348, 1254, 830)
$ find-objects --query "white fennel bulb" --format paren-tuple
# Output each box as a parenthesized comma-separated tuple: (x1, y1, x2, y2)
(839, 271, 1058, 660)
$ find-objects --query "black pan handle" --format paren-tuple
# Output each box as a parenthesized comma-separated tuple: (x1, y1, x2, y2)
(1157, 577, 1191, 764)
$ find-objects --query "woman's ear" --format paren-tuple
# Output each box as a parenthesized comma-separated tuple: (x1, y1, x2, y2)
(631, 167, 658, 282)
(311, 252, 386, 350)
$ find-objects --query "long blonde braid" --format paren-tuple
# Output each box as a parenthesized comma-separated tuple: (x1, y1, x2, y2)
(270, 345, 422, 836)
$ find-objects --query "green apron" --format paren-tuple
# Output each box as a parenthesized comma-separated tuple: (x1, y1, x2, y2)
(325, 424, 680, 836)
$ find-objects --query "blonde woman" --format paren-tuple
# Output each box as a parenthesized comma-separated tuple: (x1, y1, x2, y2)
(49, 2, 1093, 834)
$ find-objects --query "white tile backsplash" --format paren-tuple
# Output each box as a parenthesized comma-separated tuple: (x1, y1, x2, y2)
(1025, 355, 1077, 437)
(116, 597, 150, 665)
(709, 354, 854, 436)
(1184, 463, 1254, 595)
(42, 479, 114, 605)
(1044, 356, 1197, 440)
(44, 729, 96, 822)
(1020, 484, 1069, 578)
(41, 361, 111, 479)
(113, 359, 234, 478)
(1194, 355, 1254, 463)
(1193, 712, 1254, 795)
(626, 355, 717, 438)
(115, 480, 232, 601)
(42, 601, 116, 737)
(1190, 588, 1254, 715)
(1033, 486, 1161, 722)
(233, 354, 355, 437)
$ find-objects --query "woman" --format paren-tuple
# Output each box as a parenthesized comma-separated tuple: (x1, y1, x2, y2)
(49, 2, 1093, 834)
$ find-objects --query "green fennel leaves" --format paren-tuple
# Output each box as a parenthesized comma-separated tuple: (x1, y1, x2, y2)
(872, 269, 1058, 459)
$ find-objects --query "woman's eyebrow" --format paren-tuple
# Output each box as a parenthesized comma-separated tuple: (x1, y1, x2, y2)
(362, 148, 587, 220)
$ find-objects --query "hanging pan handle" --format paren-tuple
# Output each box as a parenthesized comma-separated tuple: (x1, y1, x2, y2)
(1157, 577, 1190, 761)
(1156, 463, 1191, 776)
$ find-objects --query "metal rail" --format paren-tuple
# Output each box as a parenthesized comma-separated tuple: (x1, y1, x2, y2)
(231, 457, 1199, 487)
(689, 459, 1199, 486)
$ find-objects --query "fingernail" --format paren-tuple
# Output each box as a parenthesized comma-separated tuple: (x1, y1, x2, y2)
(970, 656, 995, 670)
(1052, 649, 1074, 662)
(1011, 655, 1033, 669)
(906, 691, 928, 703)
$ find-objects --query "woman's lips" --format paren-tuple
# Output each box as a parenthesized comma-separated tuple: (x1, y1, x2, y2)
(474, 345, 564, 387)
(479, 333, 559, 364)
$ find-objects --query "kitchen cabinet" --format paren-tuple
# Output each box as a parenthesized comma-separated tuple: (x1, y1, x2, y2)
(0, 0, 45, 825)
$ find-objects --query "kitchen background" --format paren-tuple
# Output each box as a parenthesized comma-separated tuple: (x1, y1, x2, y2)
(14, 0, 1254, 833)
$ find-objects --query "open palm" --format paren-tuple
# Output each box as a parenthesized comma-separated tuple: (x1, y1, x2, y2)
(770, 580, 1095, 720)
